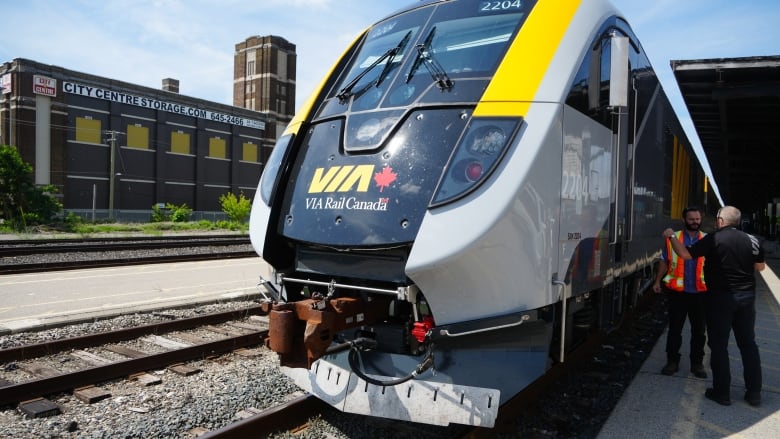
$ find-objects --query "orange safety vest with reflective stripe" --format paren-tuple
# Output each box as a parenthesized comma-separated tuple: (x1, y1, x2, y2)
(662, 230, 706, 292)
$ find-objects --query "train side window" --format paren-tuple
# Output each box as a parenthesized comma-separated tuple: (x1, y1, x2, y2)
(566, 24, 641, 129)
(565, 53, 590, 116)
(565, 41, 611, 127)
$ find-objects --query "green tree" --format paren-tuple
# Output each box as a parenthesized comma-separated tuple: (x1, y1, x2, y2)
(0, 145, 62, 229)
(219, 192, 252, 223)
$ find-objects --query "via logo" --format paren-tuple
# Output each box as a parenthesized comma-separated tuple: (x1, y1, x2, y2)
(308, 165, 397, 194)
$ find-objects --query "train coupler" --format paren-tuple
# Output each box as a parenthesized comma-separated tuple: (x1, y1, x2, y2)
(264, 296, 392, 368)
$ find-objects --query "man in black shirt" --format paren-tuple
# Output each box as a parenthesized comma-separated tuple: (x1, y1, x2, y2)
(664, 205, 766, 407)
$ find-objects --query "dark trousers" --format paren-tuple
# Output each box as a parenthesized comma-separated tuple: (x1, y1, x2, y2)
(665, 289, 707, 364)
(705, 291, 762, 396)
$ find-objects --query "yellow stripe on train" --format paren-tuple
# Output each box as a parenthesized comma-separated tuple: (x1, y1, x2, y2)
(474, 0, 583, 118)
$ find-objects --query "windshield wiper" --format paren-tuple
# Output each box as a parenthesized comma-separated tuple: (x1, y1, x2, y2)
(406, 27, 453, 91)
(336, 30, 413, 104)
(376, 30, 412, 87)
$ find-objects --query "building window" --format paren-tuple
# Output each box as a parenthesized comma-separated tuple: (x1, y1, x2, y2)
(277, 51, 288, 81)
(127, 124, 149, 149)
(242, 142, 258, 162)
(247, 60, 255, 77)
(209, 137, 226, 159)
(75, 117, 102, 144)
(171, 131, 190, 154)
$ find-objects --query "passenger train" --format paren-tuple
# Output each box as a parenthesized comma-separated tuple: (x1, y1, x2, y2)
(249, 0, 708, 427)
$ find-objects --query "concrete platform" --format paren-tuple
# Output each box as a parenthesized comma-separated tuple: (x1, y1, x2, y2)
(0, 257, 272, 334)
(598, 241, 780, 438)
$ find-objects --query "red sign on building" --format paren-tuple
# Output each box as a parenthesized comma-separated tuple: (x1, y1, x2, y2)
(33, 75, 57, 97)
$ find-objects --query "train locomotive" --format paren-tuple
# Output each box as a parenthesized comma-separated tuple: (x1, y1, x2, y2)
(249, 0, 708, 427)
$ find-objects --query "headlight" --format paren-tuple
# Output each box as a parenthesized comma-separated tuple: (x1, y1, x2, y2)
(430, 118, 519, 207)
(259, 134, 294, 206)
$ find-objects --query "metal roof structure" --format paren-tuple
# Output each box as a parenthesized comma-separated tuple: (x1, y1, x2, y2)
(671, 55, 780, 216)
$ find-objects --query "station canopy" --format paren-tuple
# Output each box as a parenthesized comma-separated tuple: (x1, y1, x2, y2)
(671, 55, 780, 216)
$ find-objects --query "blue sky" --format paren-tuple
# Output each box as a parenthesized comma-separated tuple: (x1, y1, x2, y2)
(2, 0, 779, 182)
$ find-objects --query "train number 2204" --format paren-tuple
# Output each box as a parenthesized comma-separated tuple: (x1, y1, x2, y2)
(480, 1, 523, 12)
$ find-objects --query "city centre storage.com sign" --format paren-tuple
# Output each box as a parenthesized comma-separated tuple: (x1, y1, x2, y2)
(63, 81, 264, 130)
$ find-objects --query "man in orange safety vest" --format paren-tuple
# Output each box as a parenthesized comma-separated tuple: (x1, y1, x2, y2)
(653, 206, 708, 378)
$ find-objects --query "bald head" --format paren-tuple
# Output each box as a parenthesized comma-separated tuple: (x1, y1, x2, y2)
(717, 206, 741, 228)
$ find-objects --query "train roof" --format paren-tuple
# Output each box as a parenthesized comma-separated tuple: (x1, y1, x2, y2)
(672, 55, 780, 215)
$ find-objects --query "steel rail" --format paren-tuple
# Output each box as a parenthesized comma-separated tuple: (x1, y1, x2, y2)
(0, 235, 250, 257)
(0, 305, 265, 363)
(0, 250, 257, 275)
(0, 331, 267, 406)
(198, 394, 330, 438)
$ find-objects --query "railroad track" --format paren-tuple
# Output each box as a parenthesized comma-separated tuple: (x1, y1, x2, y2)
(0, 234, 256, 274)
(0, 301, 346, 438)
(0, 306, 267, 408)
(0, 235, 250, 256)
(0, 302, 344, 438)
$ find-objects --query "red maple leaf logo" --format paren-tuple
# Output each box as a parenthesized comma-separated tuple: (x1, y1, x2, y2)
(373, 166, 397, 192)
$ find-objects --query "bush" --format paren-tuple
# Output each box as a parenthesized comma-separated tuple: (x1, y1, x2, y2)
(219, 192, 252, 223)
(64, 211, 83, 225)
(151, 204, 167, 222)
(150, 202, 192, 223)
(0, 145, 62, 230)
(168, 203, 192, 222)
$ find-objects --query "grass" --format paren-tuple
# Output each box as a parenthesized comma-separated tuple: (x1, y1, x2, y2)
(0, 219, 248, 237)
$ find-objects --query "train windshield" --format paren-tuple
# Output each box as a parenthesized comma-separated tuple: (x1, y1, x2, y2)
(320, 0, 537, 114)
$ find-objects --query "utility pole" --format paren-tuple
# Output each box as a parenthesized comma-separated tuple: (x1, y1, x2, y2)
(104, 130, 124, 219)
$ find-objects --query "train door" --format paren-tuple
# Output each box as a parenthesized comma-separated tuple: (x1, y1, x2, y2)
(559, 27, 634, 295)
